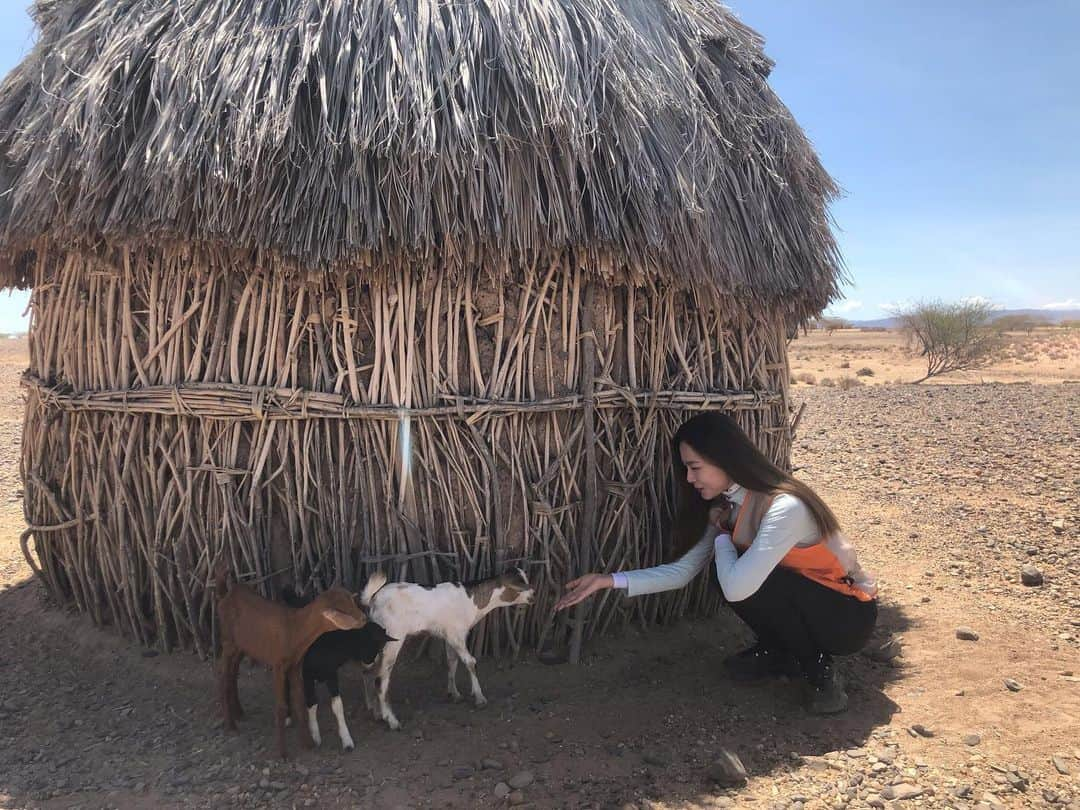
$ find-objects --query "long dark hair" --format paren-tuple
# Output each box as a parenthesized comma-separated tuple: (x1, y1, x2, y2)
(670, 412, 840, 556)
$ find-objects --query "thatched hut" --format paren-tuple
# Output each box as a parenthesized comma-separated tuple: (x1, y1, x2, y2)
(1, 0, 841, 658)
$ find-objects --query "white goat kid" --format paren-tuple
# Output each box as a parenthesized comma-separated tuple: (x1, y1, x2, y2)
(358, 568, 534, 730)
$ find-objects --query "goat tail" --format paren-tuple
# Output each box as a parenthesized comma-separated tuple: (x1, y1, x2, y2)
(359, 570, 388, 606)
(213, 561, 232, 599)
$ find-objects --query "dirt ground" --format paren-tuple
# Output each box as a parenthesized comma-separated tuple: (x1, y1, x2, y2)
(789, 327, 1080, 386)
(0, 333, 1077, 810)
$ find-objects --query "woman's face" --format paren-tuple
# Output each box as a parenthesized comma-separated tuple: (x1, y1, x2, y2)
(679, 442, 732, 501)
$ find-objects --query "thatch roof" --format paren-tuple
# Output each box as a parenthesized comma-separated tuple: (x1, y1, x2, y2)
(0, 0, 843, 314)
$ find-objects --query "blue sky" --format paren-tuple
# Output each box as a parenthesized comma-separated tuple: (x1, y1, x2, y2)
(0, 1, 1076, 330)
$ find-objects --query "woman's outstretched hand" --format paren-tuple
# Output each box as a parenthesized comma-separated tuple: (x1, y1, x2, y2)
(554, 573, 614, 611)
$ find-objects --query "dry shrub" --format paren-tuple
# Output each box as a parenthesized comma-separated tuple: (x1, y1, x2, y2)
(839, 361, 850, 368)
(796, 372, 817, 385)
(856, 367, 874, 377)
(836, 376, 862, 390)
(819, 377, 836, 387)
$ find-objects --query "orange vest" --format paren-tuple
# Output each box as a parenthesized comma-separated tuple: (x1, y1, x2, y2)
(732, 492, 875, 602)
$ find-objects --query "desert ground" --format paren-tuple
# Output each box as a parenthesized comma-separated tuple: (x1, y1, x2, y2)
(0, 331, 1077, 810)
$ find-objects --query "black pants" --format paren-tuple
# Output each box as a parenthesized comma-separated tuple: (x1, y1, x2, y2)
(727, 565, 877, 660)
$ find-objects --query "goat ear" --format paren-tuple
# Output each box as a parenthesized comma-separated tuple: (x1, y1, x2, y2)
(322, 608, 363, 631)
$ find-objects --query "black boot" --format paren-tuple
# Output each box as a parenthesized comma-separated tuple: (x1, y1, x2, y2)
(723, 642, 800, 682)
(801, 653, 848, 715)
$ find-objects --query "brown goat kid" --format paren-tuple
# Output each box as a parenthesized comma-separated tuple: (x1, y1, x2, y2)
(214, 566, 368, 759)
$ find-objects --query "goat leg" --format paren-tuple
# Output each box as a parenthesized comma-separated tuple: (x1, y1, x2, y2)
(325, 671, 355, 751)
(288, 663, 315, 748)
(273, 666, 290, 759)
(227, 653, 245, 719)
(448, 635, 487, 708)
(301, 667, 321, 747)
(219, 649, 239, 731)
(445, 640, 463, 702)
(375, 640, 404, 730)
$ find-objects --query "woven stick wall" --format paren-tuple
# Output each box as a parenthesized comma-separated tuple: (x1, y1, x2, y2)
(19, 242, 793, 657)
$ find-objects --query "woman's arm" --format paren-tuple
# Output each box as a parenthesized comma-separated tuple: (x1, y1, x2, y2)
(712, 493, 818, 601)
(612, 533, 715, 597)
(554, 533, 716, 610)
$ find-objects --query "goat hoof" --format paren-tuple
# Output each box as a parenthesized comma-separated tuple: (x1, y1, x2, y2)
(284, 716, 292, 727)
(448, 692, 463, 703)
(343, 743, 354, 753)
(474, 696, 488, 708)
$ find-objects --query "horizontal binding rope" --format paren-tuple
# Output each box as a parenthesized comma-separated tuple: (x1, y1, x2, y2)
(22, 372, 781, 421)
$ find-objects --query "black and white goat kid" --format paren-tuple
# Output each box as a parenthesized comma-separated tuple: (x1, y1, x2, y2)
(359, 568, 534, 730)
(282, 587, 395, 751)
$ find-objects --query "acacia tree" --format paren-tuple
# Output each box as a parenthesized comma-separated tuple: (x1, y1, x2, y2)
(894, 300, 1001, 383)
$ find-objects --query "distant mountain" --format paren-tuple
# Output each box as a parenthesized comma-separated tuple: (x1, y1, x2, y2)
(848, 308, 1080, 329)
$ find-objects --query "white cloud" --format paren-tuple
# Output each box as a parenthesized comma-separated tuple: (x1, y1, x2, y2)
(879, 300, 912, 313)
(825, 299, 863, 314)
(1039, 299, 1080, 309)
(959, 296, 1005, 311)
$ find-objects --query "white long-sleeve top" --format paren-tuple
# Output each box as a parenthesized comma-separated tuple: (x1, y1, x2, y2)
(611, 484, 821, 602)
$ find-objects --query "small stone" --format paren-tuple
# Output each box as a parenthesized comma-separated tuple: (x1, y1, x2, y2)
(881, 783, 925, 800)
(963, 734, 981, 746)
(1052, 755, 1071, 775)
(864, 637, 903, 663)
(1006, 771, 1029, 791)
(911, 724, 934, 738)
(508, 791, 526, 806)
(1052, 519, 1065, 534)
(508, 771, 534, 789)
(494, 782, 511, 799)
(481, 759, 504, 771)
(707, 748, 747, 786)
(141, 650, 159, 658)
(642, 750, 671, 767)
(955, 627, 979, 641)
(1020, 565, 1044, 586)
(452, 766, 474, 780)
(1003, 678, 1022, 692)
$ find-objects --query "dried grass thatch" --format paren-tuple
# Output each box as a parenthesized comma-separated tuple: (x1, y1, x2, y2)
(0, 0, 842, 311)
(3, 0, 842, 657)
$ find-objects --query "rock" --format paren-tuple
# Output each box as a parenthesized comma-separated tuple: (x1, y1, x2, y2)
(963, 734, 981, 746)
(493, 782, 511, 799)
(1003, 678, 1022, 692)
(707, 749, 747, 786)
(642, 750, 671, 767)
(1020, 565, 1044, 586)
(911, 724, 934, 738)
(864, 637, 903, 663)
(881, 783, 925, 800)
(452, 766, 474, 780)
(955, 627, 980, 641)
(1052, 519, 1065, 534)
(1052, 755, 1071, 775)
(1006, 771, 1029, 791)
(508, 791, 526, 806)
(481, 759, 504, 771)
(507, 771, 534, 789)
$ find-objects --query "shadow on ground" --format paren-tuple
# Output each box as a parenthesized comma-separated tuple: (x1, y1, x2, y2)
(0, 576, 911, 809)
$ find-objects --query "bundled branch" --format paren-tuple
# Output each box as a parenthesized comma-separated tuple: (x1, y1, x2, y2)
(20, 246, 796, 656)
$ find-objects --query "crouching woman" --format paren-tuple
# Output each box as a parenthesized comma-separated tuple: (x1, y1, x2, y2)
(554, 412, 878, 714)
